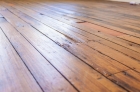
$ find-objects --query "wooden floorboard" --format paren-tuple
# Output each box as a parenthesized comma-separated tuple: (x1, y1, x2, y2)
(0, 7, 126, 92)
(33, 1, 140, 37)
(8, 1, 140, 53)
(0, 0, 140, 92)
(2, 3, 130, 76)
(0, 17, 77, 92)
(0, 23, 42, 92)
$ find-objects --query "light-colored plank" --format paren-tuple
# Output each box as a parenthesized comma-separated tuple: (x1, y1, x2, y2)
(0, 17, 77, 92)
(0, 27, 42, 92)
(118, 35, 140, 45)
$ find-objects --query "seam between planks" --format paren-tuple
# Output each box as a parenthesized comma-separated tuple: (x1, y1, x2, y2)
(33, 1, 140, 38)
(0, 16, 80, 92)
(9, 1, 140, 53)
(0, 27, 45, 92)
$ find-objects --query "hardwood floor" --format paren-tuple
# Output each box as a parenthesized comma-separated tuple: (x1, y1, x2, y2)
(0, 0, 140, 92)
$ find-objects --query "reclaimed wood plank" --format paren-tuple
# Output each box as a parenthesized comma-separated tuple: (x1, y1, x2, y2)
(7, 2, 140, 53)
(3, 3, 130, 77)
(118, 35, 140, 45)
(0, 26, 42, 92)
(35, 1, 140, 37)
(5, 2, 140, 62)
(88, 41, 140, 72)
(108, 70, 140, 92)
(0, 7, 126, 92)
(0, 17, 77, 92)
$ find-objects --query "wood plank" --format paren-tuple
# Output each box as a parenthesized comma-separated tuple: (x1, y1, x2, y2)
(108, 70, 140, 92)
(5, 2, 89, 43)
(0, 6, 126, 92)
(72, 1, 140, 17)
(62, 1, 140, 16)
(118, 35, 140, 45)
(3, 3, 130, 77)
(12, 1, 140, 45)
(88, 41, 140, 72)
(2, 0, 139, 91)
(76, 22, 124, 36)
(35, 1, 140, 38)
(5, 2, 140, 62)
(3, 1, 139, 61)
(92, 37, 140, 61)
(29, 4, 140, 37)
(123, 24, 140, 32)
(15, 1, 127, 37)
(13, 1, 139, 37)
(6, 2, 140, 53)
(42, 2, 138, 35)
(49, 2, 140, 32)
(0, 18, 77, 92)
(0, 26, 42, 92)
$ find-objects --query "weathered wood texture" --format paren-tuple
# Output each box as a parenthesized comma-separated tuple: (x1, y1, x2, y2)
(0, 0, 140, 92)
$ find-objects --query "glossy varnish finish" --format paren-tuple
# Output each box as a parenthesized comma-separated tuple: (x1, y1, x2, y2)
(0, 0, 140, 92)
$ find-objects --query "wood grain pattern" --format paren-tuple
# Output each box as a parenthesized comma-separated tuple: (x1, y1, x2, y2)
(0, 26, 42, 92)
(0, 18, 77, 92)
(0, 6, 126, 92)
(8, 1, 140, 53)
(3, 4, 129, 77)
(0, 0, 140, 91)
(118, 35, 140, 45)
(88, 41, 140, 72)
(108, 70, 140, 92)
(35, 1, 140, 37)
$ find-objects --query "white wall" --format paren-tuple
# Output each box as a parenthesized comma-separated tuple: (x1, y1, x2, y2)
(111, 0, 140, 3)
